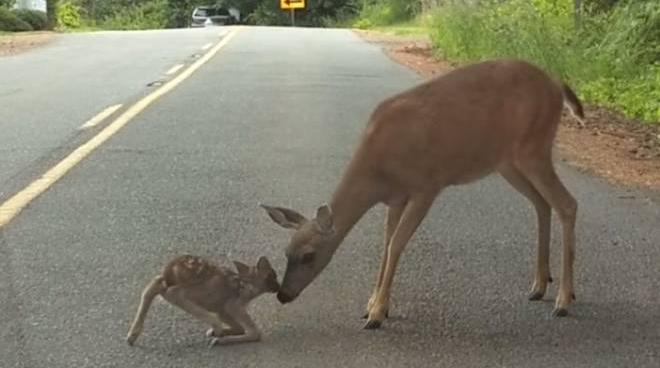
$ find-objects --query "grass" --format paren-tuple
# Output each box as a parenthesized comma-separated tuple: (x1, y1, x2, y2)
(426, 0, 659, 123)
(370, 19, 429, 36)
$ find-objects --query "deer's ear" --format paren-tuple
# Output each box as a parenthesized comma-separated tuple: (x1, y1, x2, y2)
(233, 261, 251, 277)
(260, 204, 308, 230)
(257, 256, 272, 272)
(314, 203, 335, 235)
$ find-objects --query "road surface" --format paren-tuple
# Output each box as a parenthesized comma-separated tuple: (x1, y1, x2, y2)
(1, 26, 658, 368)
(0, 27, 226, 201)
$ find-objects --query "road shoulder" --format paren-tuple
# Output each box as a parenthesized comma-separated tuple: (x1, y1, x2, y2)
(0, 31, 56, 57)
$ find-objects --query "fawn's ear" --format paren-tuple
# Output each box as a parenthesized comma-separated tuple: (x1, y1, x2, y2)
(233, 261, 251, 277)
(260, 204, 308, 230)
(257, 256, 273, 272)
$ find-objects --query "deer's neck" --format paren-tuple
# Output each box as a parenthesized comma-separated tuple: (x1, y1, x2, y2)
(328, 163, 380, 247)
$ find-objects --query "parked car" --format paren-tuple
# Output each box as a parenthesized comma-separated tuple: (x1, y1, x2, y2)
(190, 6, 239, 27)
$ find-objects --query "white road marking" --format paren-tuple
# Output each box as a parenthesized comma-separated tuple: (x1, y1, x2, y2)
(79, 104, 123, 129)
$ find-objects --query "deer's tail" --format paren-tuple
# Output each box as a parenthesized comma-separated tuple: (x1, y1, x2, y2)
(561, 82, 585, 127)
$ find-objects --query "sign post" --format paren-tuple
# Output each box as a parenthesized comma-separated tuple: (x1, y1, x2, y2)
(280, 0, 305, 27)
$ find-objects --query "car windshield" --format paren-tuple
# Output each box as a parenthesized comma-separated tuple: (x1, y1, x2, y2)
(194, 8, 210, 17)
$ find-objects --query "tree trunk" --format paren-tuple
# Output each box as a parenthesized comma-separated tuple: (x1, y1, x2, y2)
(574, 0, 582, 28)
(46, 0, 58, 30)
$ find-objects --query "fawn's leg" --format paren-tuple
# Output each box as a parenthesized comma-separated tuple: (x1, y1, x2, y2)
(161, 286, 228, 334)
(206, 308, 245, 338)
(209, 302, 261, 345)
(126, 275, 166, 346)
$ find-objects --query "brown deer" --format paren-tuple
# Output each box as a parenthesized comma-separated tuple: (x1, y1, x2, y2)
(261, 59, 584, 329)
(126, 255, 279, 346)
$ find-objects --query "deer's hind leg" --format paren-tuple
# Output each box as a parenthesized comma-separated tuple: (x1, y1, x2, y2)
(499, 165, 553, 301)
(516, 152, 577, 317)
(126, 275, 167, 346)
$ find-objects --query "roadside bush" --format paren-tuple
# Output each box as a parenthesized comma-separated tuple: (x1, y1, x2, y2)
(12, 9, 48, 31)
(0, 7, 33, 32)
(57, 1, 82, 29)
(0, 0, 15, 9)
(354, 0, 415, 28)
(429, 0, 659, 122)
(100, 0, 168, 30)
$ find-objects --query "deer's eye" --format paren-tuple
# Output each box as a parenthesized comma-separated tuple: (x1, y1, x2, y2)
(300, 252, 315, 265)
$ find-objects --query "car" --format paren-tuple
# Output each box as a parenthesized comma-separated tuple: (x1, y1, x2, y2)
(190, 6, 238, 27)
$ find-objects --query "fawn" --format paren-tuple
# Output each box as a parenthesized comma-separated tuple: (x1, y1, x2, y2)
(126, 255, 279, 346)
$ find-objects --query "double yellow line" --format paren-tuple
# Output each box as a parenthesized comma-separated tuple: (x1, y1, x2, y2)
(0, 27, 241, 228)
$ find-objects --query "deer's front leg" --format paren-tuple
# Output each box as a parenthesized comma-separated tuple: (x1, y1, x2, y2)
(363, 203, 405, 319)
(209, 302, 261, 346)
(365, 194, 435, 329)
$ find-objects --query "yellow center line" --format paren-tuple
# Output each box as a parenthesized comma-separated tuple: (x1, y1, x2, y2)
(0, 27, 242, 228)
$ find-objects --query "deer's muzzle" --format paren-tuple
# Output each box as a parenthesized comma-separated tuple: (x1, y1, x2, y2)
(276, 291, 295, 304)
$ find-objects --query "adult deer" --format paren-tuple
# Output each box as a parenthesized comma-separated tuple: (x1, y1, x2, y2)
(262, 59, 584, 329)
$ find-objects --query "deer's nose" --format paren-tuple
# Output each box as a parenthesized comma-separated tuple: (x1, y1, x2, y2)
(277, 291, 295, 304)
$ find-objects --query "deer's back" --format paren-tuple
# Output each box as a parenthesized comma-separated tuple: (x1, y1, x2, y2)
(358, 59, 564, 190)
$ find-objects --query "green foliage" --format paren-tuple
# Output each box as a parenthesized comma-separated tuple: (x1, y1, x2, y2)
(0, 0, 15, 9)
(57, 0, 81, 28)
(429, 0, 659, 122)
(354, 0, 416, 28)
(12, 9, 48, 30)
(0, 6, 33, 31)
(100, 0, 168, 30)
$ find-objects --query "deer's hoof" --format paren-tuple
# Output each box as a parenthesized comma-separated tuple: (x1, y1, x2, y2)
(572, 292, 576, 301)
(362, 310, 388, 319)
(552, 308, 569, 318)
(126, 333, 138, 346)
(363, 319, 382, 329)
(528, 291, 544, 301)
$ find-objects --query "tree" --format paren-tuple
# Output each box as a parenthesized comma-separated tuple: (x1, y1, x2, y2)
(46, 0, 57, 29)
(0, 0, 16, 9)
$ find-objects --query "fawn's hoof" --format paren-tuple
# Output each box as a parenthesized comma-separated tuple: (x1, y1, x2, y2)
(572, 293, 576, 301)
(528, 291, 544, 301)
(552, 308, 569, 317)
(126, 333, 138, 346)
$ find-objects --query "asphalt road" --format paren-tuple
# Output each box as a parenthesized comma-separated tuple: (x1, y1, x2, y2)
(1, 27, 659, 368)
(0, 27, 226, 201)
